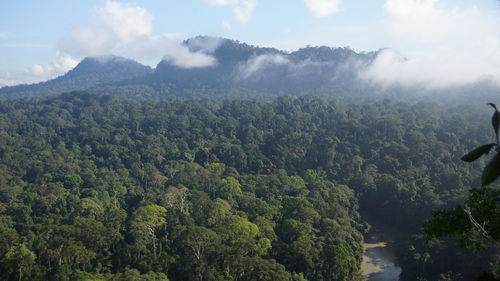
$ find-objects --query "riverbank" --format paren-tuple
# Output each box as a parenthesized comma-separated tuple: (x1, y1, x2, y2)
(361, 222, 403, 281)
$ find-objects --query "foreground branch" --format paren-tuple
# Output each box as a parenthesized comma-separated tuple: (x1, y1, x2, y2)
(464, 205, 500, 246)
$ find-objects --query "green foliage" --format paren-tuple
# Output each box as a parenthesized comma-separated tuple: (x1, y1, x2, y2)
(0, 92, 494, 281)
(1, 244, 36, 281)
(71, 269, 170, 281)
(422, 104, 500, 280)
(482, 153, 500, 186)
(424, 187, 500, 248)
(461, 103, 500, 186)
(461, 144, 496, 163)
(131, 205, 167, 231)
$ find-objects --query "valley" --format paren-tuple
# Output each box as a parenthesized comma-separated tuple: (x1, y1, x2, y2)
(0, 92, 496, 280)
(3, 0, 500, 280)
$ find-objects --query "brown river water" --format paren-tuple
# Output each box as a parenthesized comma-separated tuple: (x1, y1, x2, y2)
(361, 225, 402, 281)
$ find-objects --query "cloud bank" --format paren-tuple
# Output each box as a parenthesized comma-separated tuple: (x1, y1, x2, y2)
(362, 0, 500, 89)
(61, 0, 217, 69)
(26, 51, 78, 80)
(205, 0, 258, 23)
(65, 0, 152, 56)
(162, 40, 218, 68)
(236, 50, 367, 84)
(6, 0, 219, 86)
(238, 54, 289, 79)
(0, 51, 79, 86)
(0, 78, 16, 88)
(186, 36, 225, 54)
(304, 0, 343, 17)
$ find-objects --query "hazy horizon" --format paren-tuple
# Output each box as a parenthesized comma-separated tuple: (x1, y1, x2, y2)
(2, 0, 500, 89)
(1, 2, 499, 281)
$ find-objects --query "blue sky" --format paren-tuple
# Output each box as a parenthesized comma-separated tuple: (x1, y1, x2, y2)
(1, 0, 500, 88)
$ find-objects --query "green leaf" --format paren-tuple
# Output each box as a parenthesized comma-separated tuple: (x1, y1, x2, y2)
(481, 152, 500, 186)
(493, 111, 500, 143)
(461, 143, 496, 162)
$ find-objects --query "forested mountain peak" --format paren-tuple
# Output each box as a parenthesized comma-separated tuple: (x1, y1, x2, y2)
(150, 36, 379, 95)
(288, 46, 375, 62)
(182, 36, 374, 63)
(0, 36, 382, 100)
(3, 36, 497, 104)
(64, 55, 152, 78)
(161, 36, 374, 68)
(0, 56, 152, 99)
(186, 36, 284, 58)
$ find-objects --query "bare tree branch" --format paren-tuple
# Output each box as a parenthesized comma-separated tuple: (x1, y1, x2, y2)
(464, 205, 500, 246)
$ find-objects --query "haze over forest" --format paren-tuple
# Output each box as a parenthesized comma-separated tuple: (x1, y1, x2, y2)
(0, 1, 499, 281)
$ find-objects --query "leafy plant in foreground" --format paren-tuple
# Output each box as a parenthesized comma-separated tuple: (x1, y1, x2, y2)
(461, 103, 500, 186)
(422, 104, 500, 280)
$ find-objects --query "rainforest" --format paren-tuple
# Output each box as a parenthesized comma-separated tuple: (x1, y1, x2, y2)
(0, 92, 497, 281)
(3, 1, 500, 279)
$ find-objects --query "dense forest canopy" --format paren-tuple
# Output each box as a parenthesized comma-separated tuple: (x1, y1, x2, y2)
(0, 91, 497, 281)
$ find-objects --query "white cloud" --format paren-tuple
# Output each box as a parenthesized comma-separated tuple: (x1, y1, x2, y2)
(361, 48, 497, 88)
(238, 54, 289, 79)
(29, 65, 45, 77)
(237, 52, 363, 81)
(186, 36, 224, 53)
(0, 32, 7, 39)
(222, 20, 232, 30)
(98, 0, 152, 44)
(304, 0, 342, 17)
(383, 0, 493, 46)
(234, 0, 257, 22)
(65, 0, 153, 56)
(0, 78, 16, 87)
(163, 45, 217, 68)
(362, 0, 500, 88)
(115, 34, 218, 68)
(25, 51, 78, 80)
(61, 0, 217, 69)
(205, 0, 257, 23)
(68, 28, 115, 56)
(207, 0, 234, 4)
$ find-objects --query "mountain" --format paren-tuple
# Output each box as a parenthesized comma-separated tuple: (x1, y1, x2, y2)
(3, 36, 500, 103)
(149, 37, 377, 91)
(3, 37, 458, 101)
(107, 37, 380, 100)
(0, 56, 153, 99)
(0, 37, 386, 100)
(0, 37, 382, 100)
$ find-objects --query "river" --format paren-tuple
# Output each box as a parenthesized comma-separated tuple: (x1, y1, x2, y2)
(361, 223, 402, 281)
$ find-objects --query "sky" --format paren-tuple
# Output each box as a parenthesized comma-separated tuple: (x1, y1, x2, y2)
(1, 0, 500, 88)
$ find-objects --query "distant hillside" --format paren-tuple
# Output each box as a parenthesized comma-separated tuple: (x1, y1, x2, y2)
(0, 37, 382, 100)
(136, 38, 378, 97)
(0, 56, 153, 99)
(4, 37, 499, 104)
